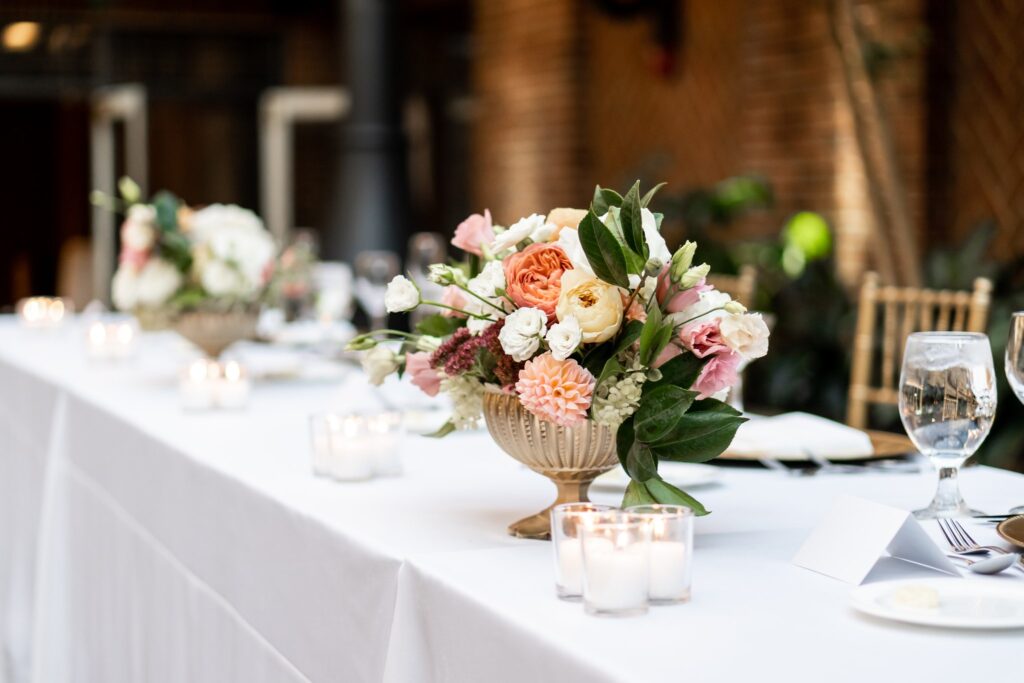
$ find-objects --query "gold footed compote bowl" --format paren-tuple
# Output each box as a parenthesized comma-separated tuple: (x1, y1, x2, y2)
(482, 390, 619, 540)
(173, 308, 259, 358)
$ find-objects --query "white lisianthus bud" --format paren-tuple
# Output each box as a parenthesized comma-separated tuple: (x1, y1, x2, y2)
(362, 345, 401, 386)
(545, 316, 582, 361)
(498, 307, 547, 361)
(384, 275, 420, 313)
(670, 241, 697, 281)
(724, 300, 747, 314)
(416, 335, 443, 352)
(644, 257, 664, 277)
(428, 263, 466, 287)
(680, 263, 711, 289)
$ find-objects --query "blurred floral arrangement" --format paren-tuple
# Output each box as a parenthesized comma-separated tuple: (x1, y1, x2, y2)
(94, 178, 277, 317)
(349, 181, 770, 511)
(266, 231, 318, 321)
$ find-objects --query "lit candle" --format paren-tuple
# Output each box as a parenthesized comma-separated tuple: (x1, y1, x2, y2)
(328, 416, 374, 481)
(179, 359, 216, 410)
(18, 297, 70, 329)
(217, 361, 250, 409)
(86, 320, 136, 360)
(550, 503, 617, 600)
(626, 504, 694, 604)
(581, 525, 650, 616)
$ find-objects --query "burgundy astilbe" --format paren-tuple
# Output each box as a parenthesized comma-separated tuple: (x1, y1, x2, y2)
(430, 327, 472, 371)
(481, 319, 524, 387)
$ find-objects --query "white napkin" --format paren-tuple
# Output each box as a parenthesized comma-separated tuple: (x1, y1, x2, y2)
(728, 412, 874, 460)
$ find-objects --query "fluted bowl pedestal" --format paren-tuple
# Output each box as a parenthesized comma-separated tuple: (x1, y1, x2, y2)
(173, 309, 258, 358)
(482, 389, 619, 540)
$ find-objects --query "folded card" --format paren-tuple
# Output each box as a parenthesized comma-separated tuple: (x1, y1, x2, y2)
(793, 494, 959, 584)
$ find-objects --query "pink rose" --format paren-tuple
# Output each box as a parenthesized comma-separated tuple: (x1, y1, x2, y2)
(440, 286, 468, 317)
(679, 320, 730, 359)
(692, 351, 741, 399)
(657, 268, 711, 313)
(452, 210, 495, 256)
(405, 351, 442, 397)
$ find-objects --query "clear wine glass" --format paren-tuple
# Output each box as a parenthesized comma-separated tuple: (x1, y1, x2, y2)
(899, 332, 997, 519)
(1005, 312, 1024, 515)
(354, 250, 400, 331)
(407, 233, 446, 325)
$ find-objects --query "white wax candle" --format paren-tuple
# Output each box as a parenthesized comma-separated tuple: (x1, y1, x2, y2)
(582, 537, 648, 612)
(180, 360, 216, 410)
(328, 417, 374, 481)
(217, 361, 250, 409)
(648, 541, 689, 601)
(555, 538, 583, 595)
(86, 321, 135, 360)
(19, 297, 67, 329)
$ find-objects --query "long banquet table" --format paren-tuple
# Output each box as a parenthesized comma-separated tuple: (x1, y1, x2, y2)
(1, 317, 1022, 683)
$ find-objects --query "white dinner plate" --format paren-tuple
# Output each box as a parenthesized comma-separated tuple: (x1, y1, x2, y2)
(591, 462, 722, 493)
(850, 578, 1024, 630)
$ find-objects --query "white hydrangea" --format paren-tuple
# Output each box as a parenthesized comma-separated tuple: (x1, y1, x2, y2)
(190, 204, 276, 296)
(591, 357, 648, 429)
(136, 258, 183, 308)
(443, 375, 484, 430)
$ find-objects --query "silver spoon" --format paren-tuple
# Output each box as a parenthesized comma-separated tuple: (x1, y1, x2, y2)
(947, 553, 1018, 575)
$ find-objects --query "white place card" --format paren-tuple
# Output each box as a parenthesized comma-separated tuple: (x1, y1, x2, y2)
(793, 494, 959, 584)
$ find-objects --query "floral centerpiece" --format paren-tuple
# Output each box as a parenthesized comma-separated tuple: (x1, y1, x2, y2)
(100, 178, 277, 355)
(349, 181, 769, 536)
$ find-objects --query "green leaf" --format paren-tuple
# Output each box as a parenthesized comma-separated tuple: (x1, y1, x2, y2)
(634, 385, 696, 442)
(582, 343, 614, 378)
(640, 182, 667, 208)
(152, 191, 181, 233)
(645, 353, 705, 395)
(614, 320, 644, 354)
(645, 477, 709, 515)
(649, 400, 746, 463)
(578, 211, 630, 288)
(596, 355, 624, 390)
(622, 478, 657, 508)
(625, 442, 658, 482)
(592, 185, 623, 215)
(638, 304, 668, 367)
(619, 181, 648, 260)
(425, 420, 456, 438)
(615, 416, 636, 472)
(415, 314, 461, 337)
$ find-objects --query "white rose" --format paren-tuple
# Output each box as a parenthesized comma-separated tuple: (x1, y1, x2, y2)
(384, 275, 420, 313)
(667, 289, 732, 328)
(545, 316, 582, 360)
(467, 260, 506, 300)
(135, 258, 182, 307)
(121, 205, 158, 252)
(498, 307, 547, 361)
(362, 345, 400, 386)
(491, 213, 546, 253)
(111, 267, 139, 311)
(719, 312, 770, 360)
(190, 204, 275, 290)
(555, 227, 594, 275)
(201, 259, 245, 297)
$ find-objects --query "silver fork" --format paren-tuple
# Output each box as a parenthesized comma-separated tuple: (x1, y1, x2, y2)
(937, 518, 1012, 556)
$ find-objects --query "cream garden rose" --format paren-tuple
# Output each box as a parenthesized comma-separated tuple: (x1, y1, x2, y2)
(555, 270, 623, 343)
(719, 312, 770, 360)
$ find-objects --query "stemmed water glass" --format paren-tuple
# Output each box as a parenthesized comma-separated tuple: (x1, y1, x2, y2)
(898, 332, 997, 519)
(407, 233, 447, 325)
(354, 251, 400, 331)
(1005, 312, 1024, 515)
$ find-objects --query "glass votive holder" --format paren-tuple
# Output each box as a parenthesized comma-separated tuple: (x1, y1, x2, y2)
(366, 411, 405, 476)
(626, 504, 694, 604)
(217, 360, 251, 410)
(17, 296, 73, 329)
(179, 359, 218, 411)
(84, 317, 138, 361)
(308, 413, 374, 482)
(550, 503, 617, 600)
(580, 513, 651, 617)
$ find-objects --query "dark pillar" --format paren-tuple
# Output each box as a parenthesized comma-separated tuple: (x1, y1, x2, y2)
(327, 0, 408, 262)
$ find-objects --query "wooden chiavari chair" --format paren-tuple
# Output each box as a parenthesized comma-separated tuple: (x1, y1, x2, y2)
(846, 271, 993, 429)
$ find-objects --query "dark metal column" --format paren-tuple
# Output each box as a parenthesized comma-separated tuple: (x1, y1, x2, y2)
(327, 0, 408, 261)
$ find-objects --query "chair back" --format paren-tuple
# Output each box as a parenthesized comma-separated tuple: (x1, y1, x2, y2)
(846, 271, 993, 429)
(706, 264, 757, 309)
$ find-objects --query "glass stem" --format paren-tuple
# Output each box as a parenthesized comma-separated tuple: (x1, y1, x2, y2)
(931, 465, 964, 511)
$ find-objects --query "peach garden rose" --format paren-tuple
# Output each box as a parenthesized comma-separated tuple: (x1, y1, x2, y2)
(503, 243, 573, 322)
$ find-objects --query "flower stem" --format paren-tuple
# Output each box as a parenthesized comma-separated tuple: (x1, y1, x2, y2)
(421, 300, 496, 320)
(452, 284, 508, 315)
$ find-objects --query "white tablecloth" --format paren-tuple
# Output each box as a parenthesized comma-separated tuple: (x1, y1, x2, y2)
(1, 318, 1022, 683)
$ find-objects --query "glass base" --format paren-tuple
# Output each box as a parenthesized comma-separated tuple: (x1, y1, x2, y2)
(555, 587, 581, 602)
(913, 503, 987, 520)
(1010, 505, 1024, 515)
(584, 603, 648, 617)
(650, 592, 691, 606)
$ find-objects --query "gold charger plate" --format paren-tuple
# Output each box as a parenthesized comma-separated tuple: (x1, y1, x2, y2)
(997, 516, 1024, 549)
(717, 429, 914, 463)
